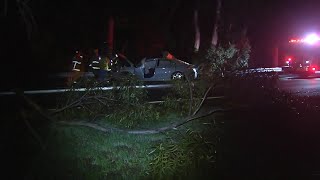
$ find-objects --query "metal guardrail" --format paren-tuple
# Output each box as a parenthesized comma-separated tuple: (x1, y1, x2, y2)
(147, 96, 225, 104)
(48, 72, 95, 78)
(0, 84, 173, 96)
(246, 67, 283, 73)
(1, 67, 305, 96)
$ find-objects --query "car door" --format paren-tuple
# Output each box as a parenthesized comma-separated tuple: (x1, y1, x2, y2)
(143, 58, 158, 80)
(154, 58, 176, 81)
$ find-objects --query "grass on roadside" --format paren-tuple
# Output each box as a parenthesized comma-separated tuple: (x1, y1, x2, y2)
(24, 78, 225, 179)
(26, 124, 166, 179)
(24, 109, 224, 179)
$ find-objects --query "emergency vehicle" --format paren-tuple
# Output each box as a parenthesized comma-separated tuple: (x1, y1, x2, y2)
(282, 33, 320, 75)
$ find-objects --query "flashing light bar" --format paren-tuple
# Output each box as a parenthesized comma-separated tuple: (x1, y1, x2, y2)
(289, 33, 320, 44)
(289, 39, 303, 43)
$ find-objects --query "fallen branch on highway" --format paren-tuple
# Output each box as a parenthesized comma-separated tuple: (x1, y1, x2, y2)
(58, 107, 230, 135)
(15, 86, 230, 135)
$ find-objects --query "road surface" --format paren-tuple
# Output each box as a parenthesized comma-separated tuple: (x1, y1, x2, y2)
(278, 74, 320, 96)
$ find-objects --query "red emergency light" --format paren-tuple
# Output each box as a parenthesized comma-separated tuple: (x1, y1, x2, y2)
(285, 57, 293, 64)
(289, 39, 300, 43)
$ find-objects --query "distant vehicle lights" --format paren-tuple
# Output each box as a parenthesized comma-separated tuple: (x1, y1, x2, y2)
(289, 33, 320, 45)
(304, 34, 320, 45)
(286, 57, 292, 64)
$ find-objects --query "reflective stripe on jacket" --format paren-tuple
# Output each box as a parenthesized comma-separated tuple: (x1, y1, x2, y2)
(72, 60, 82, 72)
(89, 57, 101, 70)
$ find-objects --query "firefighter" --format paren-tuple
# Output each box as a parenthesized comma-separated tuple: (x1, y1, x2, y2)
(110, 53, 119, 72)
(98, 50, 112, 82)
(72, 50, 83, 72)
(68, 50, 84, 85)
(89, 48, 101, 79)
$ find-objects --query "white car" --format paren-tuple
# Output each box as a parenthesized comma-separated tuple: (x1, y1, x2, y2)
(117, 55, 198, 81)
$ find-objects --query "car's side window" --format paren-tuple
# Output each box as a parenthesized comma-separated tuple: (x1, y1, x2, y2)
(158, 59, 173, 68)
(145, 59, 157, 69)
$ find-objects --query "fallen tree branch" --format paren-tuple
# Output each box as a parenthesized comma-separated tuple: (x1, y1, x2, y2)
(23, 118, 46, 150)
(175, 108, 228, 128)
(52, 79, 113, 114)
(186, 75, 194, 116)
(16, 88, 230, 135)
(52, 101, 82, 115)
(51, 83, 148, 115)
(15, 90, 55, 122)
(192, 84, 214, 116)
(58, 108, 230, 135)
(58, 121, 118, 133)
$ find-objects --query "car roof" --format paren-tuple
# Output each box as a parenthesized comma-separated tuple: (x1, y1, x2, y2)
(172, 59, 191, 65)
(142, 57, 191, 65)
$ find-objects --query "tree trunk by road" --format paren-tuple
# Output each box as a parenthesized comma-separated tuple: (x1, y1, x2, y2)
(211, 0, 221, 47)
(193, 9, 200, 52)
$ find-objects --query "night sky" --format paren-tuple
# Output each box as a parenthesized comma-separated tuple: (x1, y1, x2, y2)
(1, 0, 320, 88)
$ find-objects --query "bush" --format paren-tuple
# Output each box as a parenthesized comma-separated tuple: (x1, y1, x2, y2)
(162, 79, 208, 116)
(54, 74, 160, 128)
(148, 128, 219, 179)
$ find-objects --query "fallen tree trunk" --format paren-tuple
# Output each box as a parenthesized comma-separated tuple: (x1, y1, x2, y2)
(58, 108, 229, 135)
(16, 84, 228, 135)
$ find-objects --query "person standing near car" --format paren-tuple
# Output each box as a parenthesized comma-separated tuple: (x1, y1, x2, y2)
(110, 53, 120, 72)
(68, 50, 84, 85)
(89, 48, 101, 79)
(98, 50, 112, 82)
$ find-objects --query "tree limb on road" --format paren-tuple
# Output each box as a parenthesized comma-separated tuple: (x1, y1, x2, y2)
(58, 108, 229, 135)
(192, 84, 214, 116)
(16, 80, 228, 135)
(17, 88, 229, 135)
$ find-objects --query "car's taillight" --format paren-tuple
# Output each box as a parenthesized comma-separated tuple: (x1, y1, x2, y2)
(312, 67, 316, 71)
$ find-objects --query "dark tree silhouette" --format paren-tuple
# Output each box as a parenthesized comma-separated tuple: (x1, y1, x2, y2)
(2, 0, 37, 39)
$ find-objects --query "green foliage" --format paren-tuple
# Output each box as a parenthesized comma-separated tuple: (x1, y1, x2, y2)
(148, 128, 218, 178)
(236, 37, 251, 69)
(110, 74, 147, 104)
(197, 35, 251, 80)
(204, 42, 251, 78)
(205, 44, 238, 75)
(162, 79, 208, 116)
(26, 125, 165, 179)
(107, 104, 161, 128)
(55, 74, 160, 128)
(55, 77, 111, 119)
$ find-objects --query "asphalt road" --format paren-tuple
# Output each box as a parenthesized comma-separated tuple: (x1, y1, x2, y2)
(278, 73, 320, 96)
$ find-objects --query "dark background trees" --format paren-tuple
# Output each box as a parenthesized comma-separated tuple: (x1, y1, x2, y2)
(2, 0, 320, 88)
